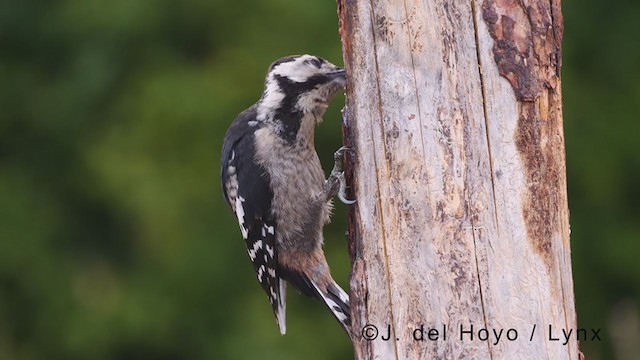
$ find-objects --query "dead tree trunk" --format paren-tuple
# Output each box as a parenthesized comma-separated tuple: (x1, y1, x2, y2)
(337, 0, 579, 359)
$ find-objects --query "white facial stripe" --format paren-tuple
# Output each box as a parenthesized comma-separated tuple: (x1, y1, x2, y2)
(257, 77, 285, 121)
(257, 55, 343, 124)
(271, 55, 329, 83)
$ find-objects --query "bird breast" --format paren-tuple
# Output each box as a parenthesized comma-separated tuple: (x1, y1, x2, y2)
(253, 125, 332, 252)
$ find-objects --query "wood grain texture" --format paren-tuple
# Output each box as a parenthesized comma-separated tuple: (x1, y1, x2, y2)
(337, 0, 578, 358)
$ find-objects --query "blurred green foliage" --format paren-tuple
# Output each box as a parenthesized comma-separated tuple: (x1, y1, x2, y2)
(563, 1, 640, 359)
(0, 0, 637, 359)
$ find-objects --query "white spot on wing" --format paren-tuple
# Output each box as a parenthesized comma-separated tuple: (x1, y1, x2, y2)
(225, 158, 239, 203)
(257, 265, 265, 282)
(234, 196, 248, 239)
(247, 240, 263, 260)
(265, 244, 274, 258)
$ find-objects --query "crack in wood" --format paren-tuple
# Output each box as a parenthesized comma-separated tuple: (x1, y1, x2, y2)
(470, 1, 496, 359)
(481, 0, 564, 275)
(360, 1, 400, 358)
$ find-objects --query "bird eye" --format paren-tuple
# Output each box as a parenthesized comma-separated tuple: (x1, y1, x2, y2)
(306, 58, 322, 68)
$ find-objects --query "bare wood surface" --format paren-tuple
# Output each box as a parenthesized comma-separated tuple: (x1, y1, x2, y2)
(337, 0, 578, 358)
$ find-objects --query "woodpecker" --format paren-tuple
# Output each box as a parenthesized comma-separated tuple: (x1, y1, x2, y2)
(220, 55, 354, 336)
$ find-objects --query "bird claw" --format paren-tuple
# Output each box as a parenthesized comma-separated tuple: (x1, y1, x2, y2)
(325, 147, 356, 205)
(333, 171, 356, 205)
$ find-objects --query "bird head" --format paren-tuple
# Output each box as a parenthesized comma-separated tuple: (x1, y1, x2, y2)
(260, 55, 346, 115)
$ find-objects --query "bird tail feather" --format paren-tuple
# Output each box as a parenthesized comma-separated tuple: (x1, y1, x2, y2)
(311, 280, 351, 337)
(275, 279, 287, 334)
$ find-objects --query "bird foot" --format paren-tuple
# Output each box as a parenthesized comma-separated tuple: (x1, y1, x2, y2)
(323, 146, 356, 205)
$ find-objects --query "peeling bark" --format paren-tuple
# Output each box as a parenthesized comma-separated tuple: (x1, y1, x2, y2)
(482, 0, 566, 275)
(482, 0, 563, 101)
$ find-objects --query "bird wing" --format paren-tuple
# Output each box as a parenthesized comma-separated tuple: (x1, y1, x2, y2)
(221, 112, 287, 334)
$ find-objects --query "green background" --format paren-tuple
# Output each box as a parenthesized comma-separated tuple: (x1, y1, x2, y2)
(0, 0, 638, 359)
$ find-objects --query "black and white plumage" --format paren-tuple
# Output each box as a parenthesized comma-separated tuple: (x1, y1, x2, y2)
(220, 54, 352, 336)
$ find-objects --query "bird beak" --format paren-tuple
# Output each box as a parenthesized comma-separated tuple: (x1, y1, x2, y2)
(327, 67, 346, 80)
